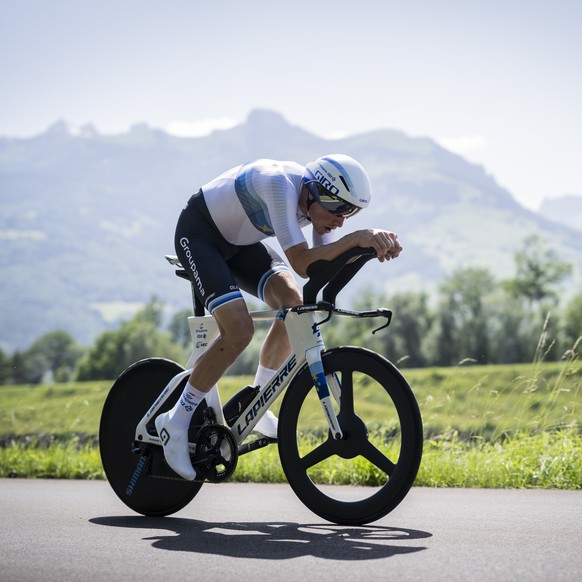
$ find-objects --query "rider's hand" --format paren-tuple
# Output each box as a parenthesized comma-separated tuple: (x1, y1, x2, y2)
(357, 229, 402, 262)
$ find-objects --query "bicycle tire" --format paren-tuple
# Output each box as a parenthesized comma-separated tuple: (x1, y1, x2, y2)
(99, 358, 203, 516)
(278, 346, 423, 525)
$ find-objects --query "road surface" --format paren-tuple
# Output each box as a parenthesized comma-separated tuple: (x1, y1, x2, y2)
(0, 479, 580, 581)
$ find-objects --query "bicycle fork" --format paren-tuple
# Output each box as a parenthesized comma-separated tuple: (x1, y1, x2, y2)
(285, 308, 343, 440)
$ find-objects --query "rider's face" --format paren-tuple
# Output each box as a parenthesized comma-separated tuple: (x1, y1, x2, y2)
(308, 202, 346, 236)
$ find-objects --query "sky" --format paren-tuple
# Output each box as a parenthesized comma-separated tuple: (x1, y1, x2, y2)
(1, 0, 581, 211)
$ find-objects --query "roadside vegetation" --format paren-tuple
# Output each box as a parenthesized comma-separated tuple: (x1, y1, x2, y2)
(1, 356, 579, 488)
(1, 236, 581, 386)
(0, 236, 580, 488)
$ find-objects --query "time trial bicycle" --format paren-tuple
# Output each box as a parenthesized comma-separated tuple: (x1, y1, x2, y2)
(99, 247, 423, 525)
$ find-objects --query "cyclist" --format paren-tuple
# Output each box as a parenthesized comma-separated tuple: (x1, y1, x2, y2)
(156, 154, 403, 480)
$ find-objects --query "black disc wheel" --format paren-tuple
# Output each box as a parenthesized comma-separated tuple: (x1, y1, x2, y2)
(278, 347, 423, 525)
(99, 358, 204, 516)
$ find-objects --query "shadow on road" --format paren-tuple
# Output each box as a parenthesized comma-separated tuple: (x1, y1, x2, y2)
(90, 516, 431, 560)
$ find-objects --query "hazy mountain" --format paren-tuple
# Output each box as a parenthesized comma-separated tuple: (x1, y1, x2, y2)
(1, 109, 581, 352)
(539, 195, 582, 232)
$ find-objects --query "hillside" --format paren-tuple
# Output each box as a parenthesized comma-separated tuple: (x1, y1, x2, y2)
(540, 195, 582, 232)
(1, 109, 581, 352)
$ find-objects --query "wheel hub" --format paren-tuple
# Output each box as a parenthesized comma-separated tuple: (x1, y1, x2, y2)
(333, 412, 369, 459)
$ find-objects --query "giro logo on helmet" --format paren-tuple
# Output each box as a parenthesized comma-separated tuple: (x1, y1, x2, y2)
(314, 171, 340, 197)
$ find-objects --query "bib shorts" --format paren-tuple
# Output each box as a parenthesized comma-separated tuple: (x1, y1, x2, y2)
(174, 190, 290, 314)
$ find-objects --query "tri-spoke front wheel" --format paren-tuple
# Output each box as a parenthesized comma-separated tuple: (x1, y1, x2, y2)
(278, 347, 423, 525)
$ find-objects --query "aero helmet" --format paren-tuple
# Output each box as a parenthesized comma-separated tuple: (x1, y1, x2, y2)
(303, 154, 371, 218)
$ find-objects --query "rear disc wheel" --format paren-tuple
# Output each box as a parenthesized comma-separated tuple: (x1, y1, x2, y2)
(99, 358, 203, 516)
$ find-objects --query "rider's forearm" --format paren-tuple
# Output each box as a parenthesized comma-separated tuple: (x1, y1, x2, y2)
(286, 232, 360, 278)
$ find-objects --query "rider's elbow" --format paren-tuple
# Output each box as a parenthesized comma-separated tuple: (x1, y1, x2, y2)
(284, 243, 310, 278)
(294, 266, 309, 279)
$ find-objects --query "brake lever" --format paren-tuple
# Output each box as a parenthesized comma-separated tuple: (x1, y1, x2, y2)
(315, 301, 334, 326)
(371, 310, 392, 334)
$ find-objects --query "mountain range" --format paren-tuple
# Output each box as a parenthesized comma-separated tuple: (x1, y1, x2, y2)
(1, 109, 581, 353)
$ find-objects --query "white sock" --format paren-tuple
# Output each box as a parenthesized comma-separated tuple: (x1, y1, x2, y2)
(168, 382, 208, 429)
(254, 363, 277, 389)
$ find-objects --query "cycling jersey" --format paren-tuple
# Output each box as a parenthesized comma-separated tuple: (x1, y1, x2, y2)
(175, 159, 334, 314)
(201, 159, 333, 250)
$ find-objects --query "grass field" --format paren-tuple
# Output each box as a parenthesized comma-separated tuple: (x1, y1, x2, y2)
(0, 359, 580, 488)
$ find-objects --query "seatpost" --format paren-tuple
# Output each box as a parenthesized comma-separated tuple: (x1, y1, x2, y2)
(192, 284, 205, 316)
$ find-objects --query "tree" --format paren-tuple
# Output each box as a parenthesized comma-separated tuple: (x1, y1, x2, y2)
(76, 301, 184, 381)
(486, 289, 538, 363)
(0, 348, 12, 384)
(325, 289, 389, 356)
(386, 292, 433, 368)
(133, 296, 165, 327)
(11, 351, 27, 384)
(503, 236, 572, 305)
(19, 330, 84, 384)
(168, 308, 193, 348)
(357, 291, 433, 368)
(321, 289, 432, 368)
(429, 267, 495, 365)
(561, 293, 582, 355)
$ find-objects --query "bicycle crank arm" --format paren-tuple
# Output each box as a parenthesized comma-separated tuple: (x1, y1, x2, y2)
(237, 436, 273, 456)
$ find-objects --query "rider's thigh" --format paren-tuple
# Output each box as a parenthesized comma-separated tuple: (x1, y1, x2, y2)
(228, 241, 296, 307)
(212, 298, 255, 350)
(263, 270, 302, 309)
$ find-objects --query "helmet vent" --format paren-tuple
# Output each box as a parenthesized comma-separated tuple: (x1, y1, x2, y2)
(339, 175, 350, 191)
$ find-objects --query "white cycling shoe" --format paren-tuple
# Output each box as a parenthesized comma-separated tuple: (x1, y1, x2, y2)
(155, 412, 196, 481)
(254, 410, 278, 439)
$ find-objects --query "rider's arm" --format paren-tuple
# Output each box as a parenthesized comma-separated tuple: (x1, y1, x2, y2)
(286, 230, 402, 278)
(284, 237, 353, 278)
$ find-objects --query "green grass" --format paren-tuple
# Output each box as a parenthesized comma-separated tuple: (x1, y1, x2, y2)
(0, 358, 580, 488)
(418, 429, 582, 489)
(0, 437, 103, 480)
(0, 381, 111, 438)
(413, 361, 580, 439)
(2, 361, 578, 439)
(2, 429, 579, 489)
(234, 428, 582, 489)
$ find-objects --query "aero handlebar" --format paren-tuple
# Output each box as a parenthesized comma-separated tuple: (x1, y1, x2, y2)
(303, 247, 377, 306)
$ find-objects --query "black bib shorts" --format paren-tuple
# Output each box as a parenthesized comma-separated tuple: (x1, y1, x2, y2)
(174, 190, 290, 314)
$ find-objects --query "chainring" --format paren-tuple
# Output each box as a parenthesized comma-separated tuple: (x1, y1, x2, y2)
(191, 424, 238, 483)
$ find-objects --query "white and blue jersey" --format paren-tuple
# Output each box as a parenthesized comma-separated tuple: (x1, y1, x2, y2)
(202, 159, 333, 250)
(175, 159, 335, 314)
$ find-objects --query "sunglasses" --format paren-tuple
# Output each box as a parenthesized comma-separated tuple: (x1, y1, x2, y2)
(305, 180, 361, 218)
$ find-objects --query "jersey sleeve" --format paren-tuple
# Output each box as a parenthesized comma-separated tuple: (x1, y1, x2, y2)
(255, 167, 307, 251)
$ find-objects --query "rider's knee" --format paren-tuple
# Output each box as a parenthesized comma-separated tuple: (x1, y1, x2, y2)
(221, 314, 254, 354)
(263, 272, 302, 309)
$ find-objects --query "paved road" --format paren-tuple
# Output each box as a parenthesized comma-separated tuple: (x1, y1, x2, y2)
(0, 479, 580, 581)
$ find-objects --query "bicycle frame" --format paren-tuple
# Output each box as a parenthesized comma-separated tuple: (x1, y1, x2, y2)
(100, 247, 421, 525)
(135, 247, 390, 451)
(134, 304, 343, 449)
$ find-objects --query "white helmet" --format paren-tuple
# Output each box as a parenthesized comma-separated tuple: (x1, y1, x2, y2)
(303, 154, 371, 218)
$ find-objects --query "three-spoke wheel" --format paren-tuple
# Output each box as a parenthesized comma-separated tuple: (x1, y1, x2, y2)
(278, 347, 423, 525)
